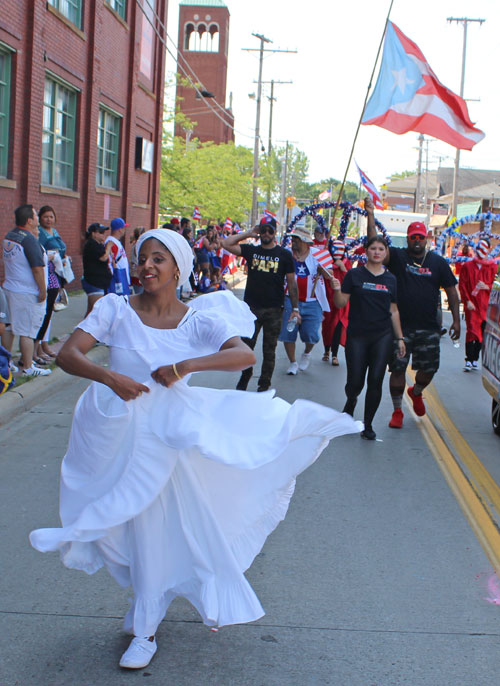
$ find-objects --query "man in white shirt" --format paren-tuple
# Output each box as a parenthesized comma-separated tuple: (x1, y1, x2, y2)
(2, 204, 51, 377)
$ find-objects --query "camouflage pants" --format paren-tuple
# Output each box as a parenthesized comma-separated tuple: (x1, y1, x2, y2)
(237, 306, 283, 391)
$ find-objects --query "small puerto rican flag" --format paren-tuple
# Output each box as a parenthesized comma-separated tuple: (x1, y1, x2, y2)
(311, 246, 334, 271)
(264, 209, 278, 223)
(224, 217, 233, 231)
(355, 162, 384, 210)
(192, 206, 202, 221)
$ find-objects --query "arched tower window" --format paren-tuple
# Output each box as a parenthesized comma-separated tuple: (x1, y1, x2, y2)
(184, 22, 220, 52)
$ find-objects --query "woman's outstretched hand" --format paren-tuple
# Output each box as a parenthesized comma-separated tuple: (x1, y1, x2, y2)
(151, 364, 185, 387)
(108, 372, 150, 401)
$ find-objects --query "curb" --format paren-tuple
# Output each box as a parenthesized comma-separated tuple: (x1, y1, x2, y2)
(0, 346, 109, 428)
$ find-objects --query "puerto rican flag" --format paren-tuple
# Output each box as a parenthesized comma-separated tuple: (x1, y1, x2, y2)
(311, 246, 334, 271)
(362, 22, 485, 150)
(192, 206, 202, 221)
(264, 209, 278, 223)
(355, 162, 384, 210)
(224, 217, 233, 231)
(318, 190, 331, 201)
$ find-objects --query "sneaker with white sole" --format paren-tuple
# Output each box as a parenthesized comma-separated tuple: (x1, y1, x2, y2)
(471, 361, 479, 370)
(9, 362, 19, 373)
(463, 361, 472, 372)
(298, 353, 311, 371)
(23, 366, 52, 377)
(119, 637, 157, 669)
(286, 361, 299, 375)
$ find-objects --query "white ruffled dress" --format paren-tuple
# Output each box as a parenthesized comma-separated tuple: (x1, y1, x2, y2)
(30, 292, 361, 637)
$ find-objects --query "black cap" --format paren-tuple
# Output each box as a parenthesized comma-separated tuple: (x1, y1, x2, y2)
(88, 222, 109, 233)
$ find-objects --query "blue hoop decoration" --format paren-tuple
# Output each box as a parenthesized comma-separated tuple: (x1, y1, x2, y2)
(436, 212, 500, 262)
(283, 201, 391, 260)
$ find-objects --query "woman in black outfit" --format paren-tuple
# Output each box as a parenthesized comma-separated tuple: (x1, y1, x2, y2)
(332, 235, 405, 440)
(81, 223, 113, 316)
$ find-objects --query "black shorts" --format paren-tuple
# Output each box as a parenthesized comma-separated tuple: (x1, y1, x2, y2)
(388, 329, 441, 374)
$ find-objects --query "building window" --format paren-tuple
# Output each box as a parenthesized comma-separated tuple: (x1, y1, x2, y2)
(48, 0, 82, 28)
(96, 108, 121, 189)
(185, 22, 220, 52)
(106, 0, 127, 20)
(0, 48, 11, 178)
(42, 77, 77, 189)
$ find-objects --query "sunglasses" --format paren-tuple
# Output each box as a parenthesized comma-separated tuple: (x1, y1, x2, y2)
(259, 227, 275, 235)
(408, 234, 426, 241)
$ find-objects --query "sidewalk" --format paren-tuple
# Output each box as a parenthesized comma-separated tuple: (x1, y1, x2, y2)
(0, 273, 246, 427)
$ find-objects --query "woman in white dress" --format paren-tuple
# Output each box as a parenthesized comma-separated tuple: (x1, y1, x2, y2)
(30, 230, 360, 669)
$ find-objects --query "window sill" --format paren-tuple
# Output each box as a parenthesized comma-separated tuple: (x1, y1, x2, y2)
(138, 82, 156, 100)
(0, 178, 17, 189)
(132, 202, 151, 210)
(40, 185, 80, 198)
(104, 2, 129, 30)
(96, 186, 122, 197)
(46, 4, 86, 41)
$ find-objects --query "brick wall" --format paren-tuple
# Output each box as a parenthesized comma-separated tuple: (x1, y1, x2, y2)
(0, 0, 168, 285)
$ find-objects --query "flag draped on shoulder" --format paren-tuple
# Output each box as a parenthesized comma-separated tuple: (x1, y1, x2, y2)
(355, 162, 384, 209)
(362, 22, 485, 150)
(192, 207, 202, 221)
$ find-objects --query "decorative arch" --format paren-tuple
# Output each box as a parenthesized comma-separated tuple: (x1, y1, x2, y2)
(185, 21, 220, 52)
(436, 212, 500, 262)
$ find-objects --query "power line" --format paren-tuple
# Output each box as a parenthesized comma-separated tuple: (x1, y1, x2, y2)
(136, 0, 254, 140)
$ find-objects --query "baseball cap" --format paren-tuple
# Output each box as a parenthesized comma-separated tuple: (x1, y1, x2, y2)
(110, 217, 129, 231)
(87, 222, 109, 233)
(407, 221, 426, 238)
(259, 216, 277, 231)
(171, 217, 180, 225)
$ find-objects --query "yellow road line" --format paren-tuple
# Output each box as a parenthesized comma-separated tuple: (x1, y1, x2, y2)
(405, 374, 500, 572)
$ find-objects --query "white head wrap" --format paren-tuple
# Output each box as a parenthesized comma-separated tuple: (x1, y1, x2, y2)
(136, 229, 194, 286)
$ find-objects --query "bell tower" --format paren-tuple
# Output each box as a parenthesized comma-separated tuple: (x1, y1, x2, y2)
(175, 0, 235, 144)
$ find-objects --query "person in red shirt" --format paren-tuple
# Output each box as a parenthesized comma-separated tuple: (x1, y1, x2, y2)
(322, 240, 351, 365)
(458, 239, 497, 371)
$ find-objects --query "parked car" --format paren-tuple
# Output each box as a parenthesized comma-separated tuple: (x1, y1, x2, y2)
(482, 263, 500, 436)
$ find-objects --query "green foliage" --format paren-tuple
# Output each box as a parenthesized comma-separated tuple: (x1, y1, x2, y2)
(390, 169, 416, 179)
(160, 138, 254, 222)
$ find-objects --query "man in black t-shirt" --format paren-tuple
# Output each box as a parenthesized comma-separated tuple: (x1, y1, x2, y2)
(366, 197, 460, 427)
(222, 217, 299, 391)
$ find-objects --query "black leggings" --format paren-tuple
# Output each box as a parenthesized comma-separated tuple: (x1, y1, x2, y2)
(344, 329, 393, 428)
(36, 287, 59, 342)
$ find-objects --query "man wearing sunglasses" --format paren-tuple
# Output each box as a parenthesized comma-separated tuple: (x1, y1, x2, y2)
(222, 217, 299, 392)
(366, 197, 460, 427)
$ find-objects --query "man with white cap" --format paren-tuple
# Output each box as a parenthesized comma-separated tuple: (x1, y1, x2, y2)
(366, 196, 460, 427)
(458, 239, 497, 371)
(279, 226, 335, 375)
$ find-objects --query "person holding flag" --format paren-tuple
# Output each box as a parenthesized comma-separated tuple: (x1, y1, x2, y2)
(365, 196, 460, 428)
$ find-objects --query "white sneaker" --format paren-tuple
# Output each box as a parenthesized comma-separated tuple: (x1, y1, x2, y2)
(119, 636, 157, 669)
(298, 353, 312, 371)
(286, 361, 299, 375)
(9, 361, 19, 373)
(463, 361, 472, 372)
(471, 361, 479, 370)
(23, 366, 52, 377)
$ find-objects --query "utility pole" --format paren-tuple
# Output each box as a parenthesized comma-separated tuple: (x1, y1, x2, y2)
(278, 141, 289, 231)
(447, 17, 485, 218)
(256, 79, 292, 206)
(415, 133, 424, 212)
(243, 37, 297, 226)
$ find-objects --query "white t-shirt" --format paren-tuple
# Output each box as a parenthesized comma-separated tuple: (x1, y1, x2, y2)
(3, 227, 48, 295)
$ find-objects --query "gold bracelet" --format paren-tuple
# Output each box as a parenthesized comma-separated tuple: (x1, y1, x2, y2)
(172, 362, 182, 381)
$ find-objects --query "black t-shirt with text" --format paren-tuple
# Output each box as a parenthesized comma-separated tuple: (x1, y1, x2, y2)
(341, 265, 397, 337)
(388, 248, 457, 331)
(83, 239, 112, 289)
(240, 243, 294, 309)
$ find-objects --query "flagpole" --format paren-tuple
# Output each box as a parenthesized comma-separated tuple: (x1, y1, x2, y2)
(327, 0, 395, 238)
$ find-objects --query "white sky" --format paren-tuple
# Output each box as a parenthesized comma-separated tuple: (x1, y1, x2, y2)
(165, 0, 499, 189)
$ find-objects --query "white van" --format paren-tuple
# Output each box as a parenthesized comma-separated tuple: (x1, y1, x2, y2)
(360, 211, 428, 248)
(482, 264, 500, 435)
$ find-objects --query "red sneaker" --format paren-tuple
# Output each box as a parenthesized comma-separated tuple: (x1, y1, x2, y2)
(389, 408, 404, 428)
(408, 386, 426, 416)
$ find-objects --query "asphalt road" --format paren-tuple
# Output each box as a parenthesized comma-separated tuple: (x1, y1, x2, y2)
(1, 294, 499, 686)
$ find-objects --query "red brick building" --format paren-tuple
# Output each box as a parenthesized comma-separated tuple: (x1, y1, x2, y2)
(0, 0, 168, 281)
(174, 0, 234, 144)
